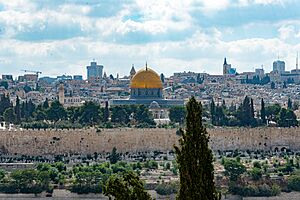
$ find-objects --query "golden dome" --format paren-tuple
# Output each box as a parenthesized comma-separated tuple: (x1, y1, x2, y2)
(130, 67, 163, 89)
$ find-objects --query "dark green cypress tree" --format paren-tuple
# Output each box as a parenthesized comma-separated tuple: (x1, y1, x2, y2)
(288, 98, 293, 110)
(103, 101, 109, 122)
(174, 97, 220, 200)
(210, 99, 216, 125)
(261, 98, 266, 124)
(43, 98, 49, 109)
(15, 96, 21, 124)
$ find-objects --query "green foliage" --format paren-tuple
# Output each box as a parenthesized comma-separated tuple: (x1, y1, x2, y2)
(169, 106, 186, 124)
(0, 169, 51, 194)
(223, 158, 246, 181)
(79, 101, 102, 125)
(0, 94, 11, 116)
(288, 175, 300, 191)
(249, 167, 263, 181)
(111, 106, 130, 124)
(261, 98, 266, 124)
(104, 171, 152, 200)
(229, 183, 280, 197)
(134, 105, 155, 125)
(277, 108, 298, 127)
(0, 170, 5, 181)
(0, 81, 8, 89)
(144, 160, 158, 170)
(3, 107, 16, 123)
(47, 101, 66, 122)
(174, 97, 220, 200)
(109, 147, 121, 164)
(155, 182, 179, 195)
(70, 171, 103, 194)
(237, 96, 256, 127)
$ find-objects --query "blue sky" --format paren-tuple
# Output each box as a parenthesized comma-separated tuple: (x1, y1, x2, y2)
(0, 0, 300, 78)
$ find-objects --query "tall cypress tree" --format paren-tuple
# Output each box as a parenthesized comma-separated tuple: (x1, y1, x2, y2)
(15, 96, 21, 124)
(174, 97, 220, 200)
(103, 101, 109, 122)
(261, 98, 266, 124)
(210, 99, 216, 125)
(287, 98, 293, 110)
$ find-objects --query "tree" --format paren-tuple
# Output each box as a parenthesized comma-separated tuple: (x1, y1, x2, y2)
(3, 107, 16, 124)
(223, 159, 246, 181)
(111, 106, 130, 124)
(160, 73, 165, 83)
(174, 97, 220, 200)
(79, 101, 101, 125)
(261, 98, 266, 124)
(237, 96, 254, 126)
(134, 105, 155, 125)
(15, 96, 21, 124)
(250, 167, 262, 181)
(0, 81, 8, 89)
(210, 99, 216, 125)
(47, 101, 66, 122)
(265, 103, 281, 121)
(288, 98, 293, 109)
(169, 106, 186, 124)
(104, 171, 152, 200)
(0, 94, 11, 116)
(271, 82, 275, 89)
(288, 175, 300, 191)
(103, 101, 109, 122)
(277, 108, 298, 127)
(109, 147, 121, 164)
(43, 98, 49, 109)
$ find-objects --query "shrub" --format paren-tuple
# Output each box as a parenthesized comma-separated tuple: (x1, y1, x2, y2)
(155, 182, 178, 195)
(288, 175, 300, 191)
(250, 167, 263, 181)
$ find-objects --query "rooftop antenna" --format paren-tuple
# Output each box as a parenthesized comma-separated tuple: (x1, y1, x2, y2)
(145, 61, 148, 70)
(296, 52, 299, 70)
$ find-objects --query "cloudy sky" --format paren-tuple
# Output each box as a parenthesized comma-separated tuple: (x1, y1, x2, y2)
(0, 0, 300, 78)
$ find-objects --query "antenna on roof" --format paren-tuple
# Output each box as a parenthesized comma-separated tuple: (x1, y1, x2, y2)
(296, 52, 299, 70)
(145, 61, 148, 70)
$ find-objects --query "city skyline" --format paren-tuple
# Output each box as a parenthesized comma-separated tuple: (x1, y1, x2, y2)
(0, 0, 300, 78)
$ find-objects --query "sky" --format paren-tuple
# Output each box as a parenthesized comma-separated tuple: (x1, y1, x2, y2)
(0, 0, 300, 78)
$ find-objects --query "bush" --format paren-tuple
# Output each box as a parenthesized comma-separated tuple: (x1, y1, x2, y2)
(155, 182, 178, 195)
(250, 167, 262, 181)
(288, 175, 300, 191)
(253, 161, 261, 169)
(229, 183, 280, 197)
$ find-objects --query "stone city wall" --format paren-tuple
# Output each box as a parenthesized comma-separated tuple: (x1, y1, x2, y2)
(0, 127, 299, 156)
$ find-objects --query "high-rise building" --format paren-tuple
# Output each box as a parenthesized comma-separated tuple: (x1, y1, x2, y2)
(86, 61, 103, 82)
(273, 60, 285, 73)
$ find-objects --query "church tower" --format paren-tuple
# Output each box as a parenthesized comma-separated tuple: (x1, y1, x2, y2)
(58, 83, 65, 105)
(130, 64, 136, 80)
(223, 57, 232, 75)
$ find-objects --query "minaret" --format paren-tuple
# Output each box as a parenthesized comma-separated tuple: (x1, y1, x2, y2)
(58, 83, 65, 105)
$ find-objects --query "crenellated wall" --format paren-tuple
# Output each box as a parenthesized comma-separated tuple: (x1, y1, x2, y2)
(0, 127, 299, 156)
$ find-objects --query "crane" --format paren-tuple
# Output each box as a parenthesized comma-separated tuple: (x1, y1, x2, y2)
(21, 70, 42, 77)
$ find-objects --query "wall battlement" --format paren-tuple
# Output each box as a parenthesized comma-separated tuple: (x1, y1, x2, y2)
(0, 127, 299, 156)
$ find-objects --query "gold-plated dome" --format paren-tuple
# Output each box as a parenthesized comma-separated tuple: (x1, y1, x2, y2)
(130, 67, 163, 89)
